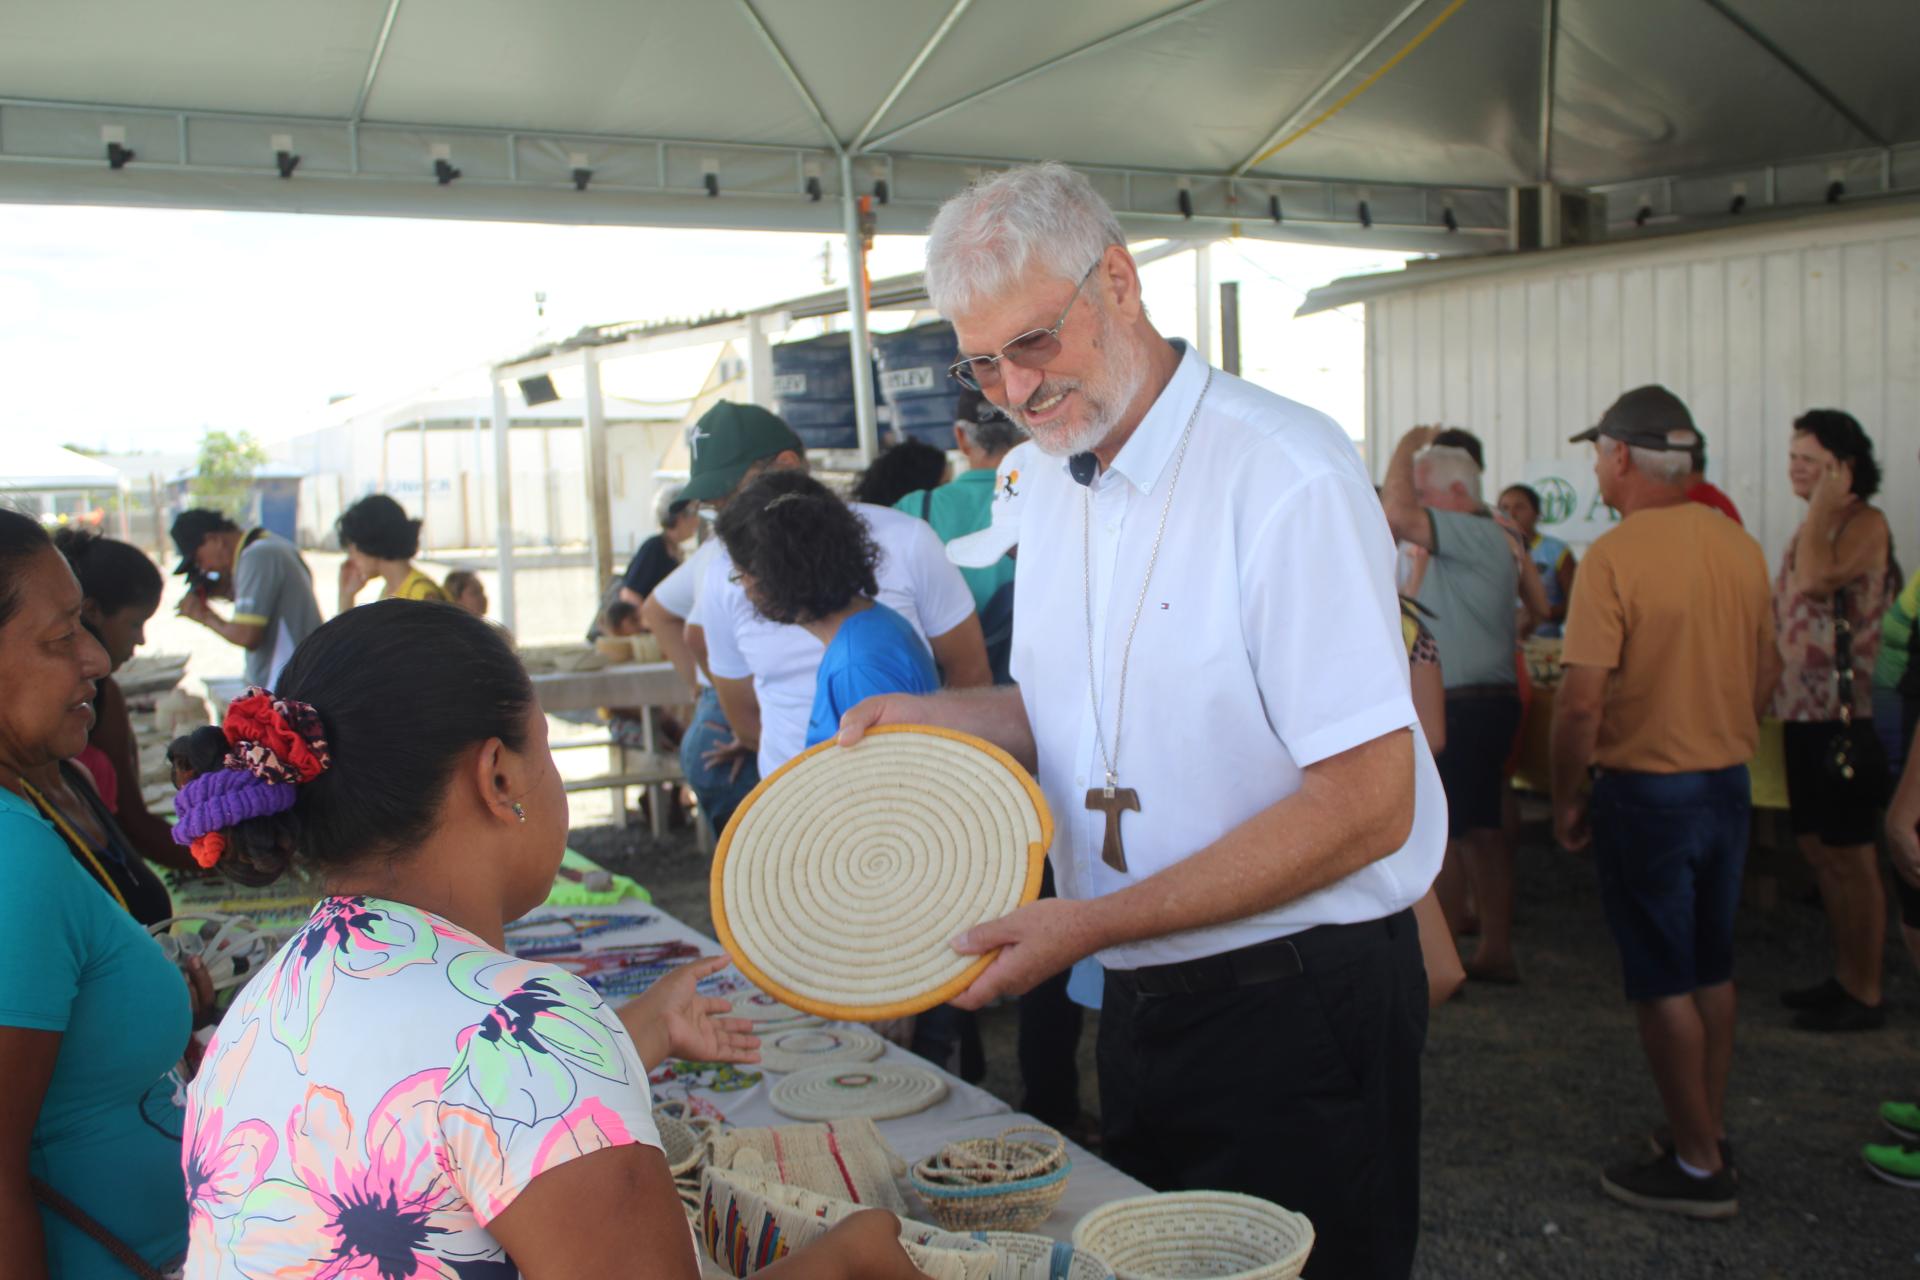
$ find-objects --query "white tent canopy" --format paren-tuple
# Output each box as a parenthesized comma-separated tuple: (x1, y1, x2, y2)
(4, 0, 1916, 249)
(0, 442, 132, 493)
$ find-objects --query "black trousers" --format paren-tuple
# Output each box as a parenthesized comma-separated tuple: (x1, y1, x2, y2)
(1098, 913, 1427, 1280)
(1018, 862, 1085, 1128)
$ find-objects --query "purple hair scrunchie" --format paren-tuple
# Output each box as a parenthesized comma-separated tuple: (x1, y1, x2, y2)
(172, 768, 299, 845)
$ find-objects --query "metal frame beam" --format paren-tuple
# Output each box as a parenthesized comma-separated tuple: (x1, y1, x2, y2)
(1699, 0, 1887, 149)
(1233, 0, 1431, 177)
(733, 0, 843, 153)
(351, 0, 404, 124)
(852, 0, 973, 153)
(1537, 0, 1557, 182)
(862, 0, 1238, 152)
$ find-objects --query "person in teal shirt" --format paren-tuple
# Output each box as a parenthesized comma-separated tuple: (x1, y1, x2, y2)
(0, 510, 191, 1278)
(893, 387, 1027, 615)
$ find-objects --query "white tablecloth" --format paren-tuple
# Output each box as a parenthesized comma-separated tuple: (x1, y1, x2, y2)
(510, 901, 1147, 1249)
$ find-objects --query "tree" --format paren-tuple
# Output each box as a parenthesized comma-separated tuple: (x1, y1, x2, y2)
(192, 429, 268, 517)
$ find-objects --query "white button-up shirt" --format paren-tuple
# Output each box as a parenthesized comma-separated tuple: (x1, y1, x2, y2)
(1010, 342, 1446, 969)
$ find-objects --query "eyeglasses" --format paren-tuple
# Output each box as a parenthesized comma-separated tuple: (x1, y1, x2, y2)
(947, 261, 1100, 392)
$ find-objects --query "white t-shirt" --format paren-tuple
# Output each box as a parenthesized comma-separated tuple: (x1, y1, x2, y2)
(653, 539, 720, 689)
(702, 502, 977, 777)
(182, 896, 661, 1278)
(1010, 342, 1446, 969)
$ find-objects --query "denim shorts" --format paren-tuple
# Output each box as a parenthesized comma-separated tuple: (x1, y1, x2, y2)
(1591, 765, 1751, 1002)
(678, 686, 760, 835)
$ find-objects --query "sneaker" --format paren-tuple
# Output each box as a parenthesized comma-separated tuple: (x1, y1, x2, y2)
(1881, 1101, 1920, 1142)
(1780, 977, 1847, 1011)
(1600, 1152, 1737, 1219)
(1793, 994, 1886, 1032)
(1861, 1142, 1920, 1190)
(1646, 1129, 1737, 1179)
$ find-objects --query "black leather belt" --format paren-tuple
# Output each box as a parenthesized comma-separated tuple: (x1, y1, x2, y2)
(1116, 911, 1411, 997)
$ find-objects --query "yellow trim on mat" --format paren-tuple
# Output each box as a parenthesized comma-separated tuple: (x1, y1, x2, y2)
(709, 724, 1053, 1023)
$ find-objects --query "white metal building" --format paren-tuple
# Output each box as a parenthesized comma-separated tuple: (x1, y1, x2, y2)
(1302, 201, 1920, 567)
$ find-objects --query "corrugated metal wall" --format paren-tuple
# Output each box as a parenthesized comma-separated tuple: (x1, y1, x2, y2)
(1365, 211, 1920, 567)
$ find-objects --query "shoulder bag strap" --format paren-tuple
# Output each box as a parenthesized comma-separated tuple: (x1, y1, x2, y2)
(31, 1177, 170, 1280)
(1833, 586, 1854, 727)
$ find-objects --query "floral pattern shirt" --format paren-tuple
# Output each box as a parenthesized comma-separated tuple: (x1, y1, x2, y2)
(1771, 514, 1892, 722)
(182, 896, 660, 1279)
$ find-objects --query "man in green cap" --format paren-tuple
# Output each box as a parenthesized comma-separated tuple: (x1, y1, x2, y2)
(645, 400, 990, 792)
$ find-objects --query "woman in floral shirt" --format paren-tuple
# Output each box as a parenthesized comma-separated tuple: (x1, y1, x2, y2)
(180, 601, 920, 1279)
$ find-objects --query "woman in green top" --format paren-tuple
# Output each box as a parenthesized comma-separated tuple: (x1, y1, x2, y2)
(0, 509, 193, 1278)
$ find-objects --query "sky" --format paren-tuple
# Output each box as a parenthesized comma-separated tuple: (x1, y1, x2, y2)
(0, 203, 1411, 455)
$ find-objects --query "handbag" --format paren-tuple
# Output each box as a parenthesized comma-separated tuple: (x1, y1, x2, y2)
(31, 1178, 177, 1280)
(1825, 589, 1887, 802)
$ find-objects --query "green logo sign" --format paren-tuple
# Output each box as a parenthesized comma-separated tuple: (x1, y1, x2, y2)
(1536, 476, 1578, 525)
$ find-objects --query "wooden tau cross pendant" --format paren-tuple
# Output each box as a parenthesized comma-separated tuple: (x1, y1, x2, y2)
(1085, 777, 1140, 873)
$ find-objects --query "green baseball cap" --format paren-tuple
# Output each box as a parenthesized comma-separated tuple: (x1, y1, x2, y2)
(679, 401, 806, 503)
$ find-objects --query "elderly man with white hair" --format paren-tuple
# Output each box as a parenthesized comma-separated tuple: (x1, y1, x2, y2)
(1550, 385, 1776, 1217)
(839, 162, 1444, 1279)
(1382, 426, 1538, 985)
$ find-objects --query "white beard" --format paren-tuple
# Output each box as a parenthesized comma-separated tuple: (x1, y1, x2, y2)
(1005, 307, 1148, 458)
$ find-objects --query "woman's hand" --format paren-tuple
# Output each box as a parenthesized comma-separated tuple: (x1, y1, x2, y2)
(617, 955, 758, 1069)
(184, 955, 217, 1029)
(337, 558, 369, 608)
(1808, 460, 1853, 520)
(812, 1210, 929, 1280)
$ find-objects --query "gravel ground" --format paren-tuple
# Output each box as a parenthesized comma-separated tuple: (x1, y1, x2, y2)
(573, 807, 1920, 1277)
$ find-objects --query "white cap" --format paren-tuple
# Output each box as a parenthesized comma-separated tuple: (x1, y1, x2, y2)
(947, 442, 1036, 569)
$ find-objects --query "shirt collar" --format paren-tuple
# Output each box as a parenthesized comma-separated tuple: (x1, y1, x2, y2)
(1094, 339, 1209, 495)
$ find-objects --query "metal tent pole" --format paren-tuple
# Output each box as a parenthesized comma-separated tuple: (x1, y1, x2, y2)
(840, 151, 880, 463)
(582, 348, 614, 590)
(490, 380, 516, 633)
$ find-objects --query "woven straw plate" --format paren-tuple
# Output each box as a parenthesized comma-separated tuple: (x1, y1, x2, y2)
(1070, 1192, 1315, 1280)
(758, 1024, 887, 1075)
(711, 726, 1051, 1022)
(769, 1063, 949, 1122)
(701, 1167, 995, 1280)
(727, 992, 821, 1025)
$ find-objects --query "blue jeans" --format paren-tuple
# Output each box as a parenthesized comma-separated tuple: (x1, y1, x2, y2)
(679, 687, 759, 836)
(1591, 765, 1750, 1002)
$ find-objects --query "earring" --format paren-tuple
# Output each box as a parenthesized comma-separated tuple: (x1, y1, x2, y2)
(512, 802, 526, 823)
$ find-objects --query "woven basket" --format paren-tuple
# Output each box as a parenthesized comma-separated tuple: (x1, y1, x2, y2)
(910, 1126, 1072, 1234)
(652, 1102, 717, 1178)
(700, 1166, 996, 1280)
(1070, 1192, 1314, 1280)
(708, 1117, 909, 1216)
(711, 725, 1051, 1022)
(969, 1231, 1115, 1280)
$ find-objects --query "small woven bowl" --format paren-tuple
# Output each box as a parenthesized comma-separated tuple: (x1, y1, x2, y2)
(1070, 1192, 1314, 1280)
(911, 1126, 1072, 1234)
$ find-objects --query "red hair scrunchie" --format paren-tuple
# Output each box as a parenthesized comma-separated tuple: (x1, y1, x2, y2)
(223, 689, 330, 784)
(189, 831, 226, 870)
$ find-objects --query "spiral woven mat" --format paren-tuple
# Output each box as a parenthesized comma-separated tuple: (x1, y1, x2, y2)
(768, 1063, 949, 1122)
(757, 1024, 887, 1075)
(726, 991, 821, 1025)
(711, 726, 1050, 1021)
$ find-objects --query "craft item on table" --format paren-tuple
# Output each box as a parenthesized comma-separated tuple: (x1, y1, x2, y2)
(649, 1058, 764, 1096)
(708, 1116, 907, 1215)
(147, 913, 290, 995)
(700, 1167, 995, 1280)
(711, 726, 1050, 1022)
(910, 1126, 1072, 1235)
(757, 1024, 886, 1075)
(768, 1062, 948, 1122)
(1070, 1191, 1315, 1280)
(654, 1099, 719, 1214)
(501, 912, 647, 957)
(726, 991, 818, 1024)
(966, 1233, 1115, 1280)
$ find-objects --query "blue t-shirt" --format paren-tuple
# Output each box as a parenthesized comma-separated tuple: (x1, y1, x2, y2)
(805, 603, 940, 748)
(0, 787, 189, 1276)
